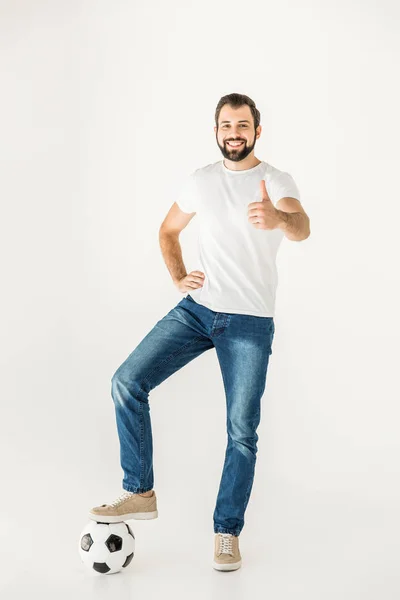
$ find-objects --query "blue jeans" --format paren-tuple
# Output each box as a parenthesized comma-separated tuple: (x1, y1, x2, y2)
(111, 294, 275, 536)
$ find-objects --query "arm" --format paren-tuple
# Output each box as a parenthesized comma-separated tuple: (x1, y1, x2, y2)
(159, 230, 188, 284)
(158, 202, 195, 284)
(275, 197, 311, 241)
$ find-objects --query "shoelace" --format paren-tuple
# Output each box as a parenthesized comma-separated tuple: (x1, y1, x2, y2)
(109, 491, 134, 508)
(218, 533, 234, 555)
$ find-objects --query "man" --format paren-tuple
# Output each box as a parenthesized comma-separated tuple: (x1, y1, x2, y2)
(89, 93, 310, 571)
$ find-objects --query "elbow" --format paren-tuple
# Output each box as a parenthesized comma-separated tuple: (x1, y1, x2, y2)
(292, 222, 311, 242)
(159, 227, 181, 239)
(302, 217, 311, 240)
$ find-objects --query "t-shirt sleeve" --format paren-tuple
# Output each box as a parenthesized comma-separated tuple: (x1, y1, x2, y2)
(269, 171, 301, 206)
(175, 171, 200, 214)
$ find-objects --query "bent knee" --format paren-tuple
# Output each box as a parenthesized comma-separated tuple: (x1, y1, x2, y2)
(111, 371, 149, 405)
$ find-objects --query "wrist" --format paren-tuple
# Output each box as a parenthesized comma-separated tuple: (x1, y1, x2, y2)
(173, 274, 185, 285)
(277, 209, 289, 230)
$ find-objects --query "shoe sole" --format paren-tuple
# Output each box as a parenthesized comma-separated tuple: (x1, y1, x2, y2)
(88, 510, 158, 523)
(212, 559, 242, 571)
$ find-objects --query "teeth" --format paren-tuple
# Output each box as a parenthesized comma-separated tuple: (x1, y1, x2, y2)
(227, 141, 243, 146)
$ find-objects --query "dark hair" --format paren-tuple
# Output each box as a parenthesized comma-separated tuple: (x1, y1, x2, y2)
(215, 93, 261, 130)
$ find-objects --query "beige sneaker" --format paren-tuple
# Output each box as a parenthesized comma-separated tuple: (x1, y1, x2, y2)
(212, 533, 242, 571)
(88, 490, 158, 523)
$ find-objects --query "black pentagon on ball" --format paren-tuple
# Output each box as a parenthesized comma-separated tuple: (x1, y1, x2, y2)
(125, 523, 135, 539)
(80, 533, 94, 552)
(93, 562, 111, 574)
(105, 534, 123, 553)
(122, 552, 134, 568)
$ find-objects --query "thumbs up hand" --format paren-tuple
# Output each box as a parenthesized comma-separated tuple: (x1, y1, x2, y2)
(247, 180, 282, 230)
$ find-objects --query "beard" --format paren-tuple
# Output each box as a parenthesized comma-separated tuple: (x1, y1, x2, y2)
(216, 131, 257, 162)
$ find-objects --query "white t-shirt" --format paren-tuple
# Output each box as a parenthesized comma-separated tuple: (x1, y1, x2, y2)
(175, 160, 301, 317)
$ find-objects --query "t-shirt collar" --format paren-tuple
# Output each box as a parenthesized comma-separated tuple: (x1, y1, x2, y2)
(221, 160, 265, 175)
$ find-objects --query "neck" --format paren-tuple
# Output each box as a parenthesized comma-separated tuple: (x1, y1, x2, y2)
(223, 156, 262, 171)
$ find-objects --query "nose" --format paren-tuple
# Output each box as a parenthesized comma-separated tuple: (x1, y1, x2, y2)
(227, 131, 244, 139)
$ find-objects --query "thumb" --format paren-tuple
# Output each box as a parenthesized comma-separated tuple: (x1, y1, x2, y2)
(260, 179, 272, 202)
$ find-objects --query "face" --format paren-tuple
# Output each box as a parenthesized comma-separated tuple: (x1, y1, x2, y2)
(214, 104, 261, 162)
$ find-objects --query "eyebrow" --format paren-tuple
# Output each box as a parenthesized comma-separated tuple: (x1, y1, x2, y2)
(220, 120, 251, 124)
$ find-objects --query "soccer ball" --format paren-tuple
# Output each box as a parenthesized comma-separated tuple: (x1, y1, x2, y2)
(78, 520, 135, 574)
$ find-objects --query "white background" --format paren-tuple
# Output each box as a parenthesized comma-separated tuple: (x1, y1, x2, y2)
(1, 0, 400, 598)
